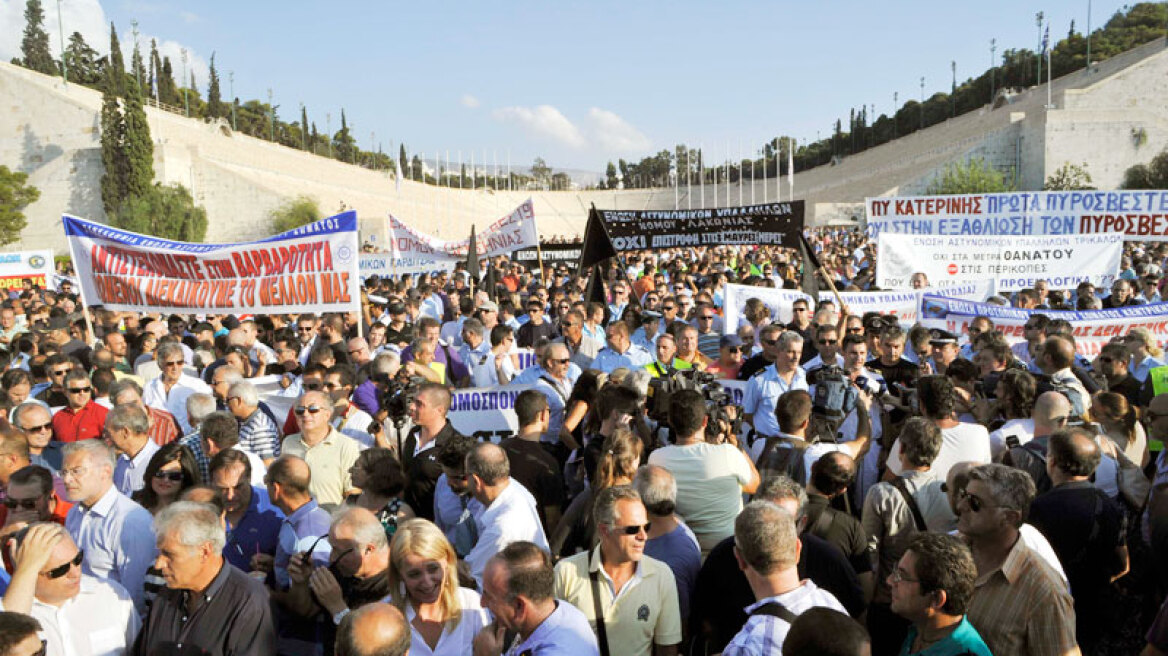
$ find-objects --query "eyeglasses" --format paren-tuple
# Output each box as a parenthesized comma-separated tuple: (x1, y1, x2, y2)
(61, 466, 89, 480)
(761, 338, 779, 346)
(50, 369, 70, 377)
(301, 381, 323, 391)
(958, 488, 996, 513)
(724, 347, 741, 354)
(2, 496, 42, 510)
(298, 326, 316, 332)
(23, 422, 52, 433)
(41, 550, 84, 579)
(162, 360, 184, 367)
(295, 405, 326, 415)
(153, 470, 185, 482)
(817, 339, 837, 345)
(699, 316, 714, 321)
(611, 522, 651, 536)
(889, 567, 919, 585)
(548, 358, 571, 365)
(663, 305, 677, 312)
(67, 386, 91, 394)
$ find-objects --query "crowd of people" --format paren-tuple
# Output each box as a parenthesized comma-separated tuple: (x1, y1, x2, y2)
(0, 227, 1166, 656)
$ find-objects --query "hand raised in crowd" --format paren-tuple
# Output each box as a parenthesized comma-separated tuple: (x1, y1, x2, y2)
(307, 567, 346, 615)
(287, 551, 313, 586)
(8, 522, 64, 573)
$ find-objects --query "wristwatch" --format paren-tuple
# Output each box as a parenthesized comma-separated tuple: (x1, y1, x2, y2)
(332, 608, 350, 625)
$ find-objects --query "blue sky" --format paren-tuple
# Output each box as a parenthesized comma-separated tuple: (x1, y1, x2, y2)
(2, 0, 1130, 172)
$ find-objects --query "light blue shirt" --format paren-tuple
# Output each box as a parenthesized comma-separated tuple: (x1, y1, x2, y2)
(743, 365, 810, 438)
(591, 344, 654, 374)
(113, 439, 160, 496)
(65, 485, 156, 615)
(420, 293, 445, 320)
(1132, 355, 1167, 383)
(460, 341, 497, 387)
(582, 323, 606, 344)
(533, 374, 574, 443)
(506, 599, 600, 656)
(513, 363, 582, 386)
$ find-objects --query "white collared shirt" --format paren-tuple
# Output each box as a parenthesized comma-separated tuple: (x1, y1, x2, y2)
(0, 576, 141, 656)
(399, 587, 491, 656)
(466, 479, 548, 585)
(142, 373, 212, 434)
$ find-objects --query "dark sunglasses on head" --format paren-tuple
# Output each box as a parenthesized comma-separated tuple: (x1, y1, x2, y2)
(295, 405, 326, 415)
(2, 496, 41, 510)
(613, 523, 652, 536)
(153, 471, 184, 482)
(42, 550, 84, 579)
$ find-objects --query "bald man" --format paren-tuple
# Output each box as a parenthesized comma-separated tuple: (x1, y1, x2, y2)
(336, 604, 410, 656)
(463, 442, 548, 585)
(1003, 392, 1072, 494)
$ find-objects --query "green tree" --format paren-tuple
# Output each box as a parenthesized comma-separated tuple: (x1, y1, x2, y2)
(107, 22, 125, 97)
(130, 39, 146, 93)
(399, 144, 408, 175)
(926, 158, 1014, 195)
(113, 183, 206, 241)
(99, 55, 127, 214)
(1044, 162, 1095, 190)
(0, 166, 39, 245)
(333, 109, 356, 162)
(63, 32, 100, 85)
(605, 161, 618, 189)
(147, 38, 160, 98)
(300, 106, 309, 150)
(1121, 147, 1168, 189)
(20, 0, 55, 75)
(531, 157, 551, 187)
(122, 74, 154, 201)
(205, 53, 223, 119)
(268, 195, 321, 233)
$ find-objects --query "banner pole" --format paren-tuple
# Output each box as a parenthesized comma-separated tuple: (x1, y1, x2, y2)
(536, 241, 546, 286)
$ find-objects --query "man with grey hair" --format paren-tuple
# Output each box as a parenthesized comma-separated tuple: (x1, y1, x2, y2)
(459, 317, 493, 387)
(960, 463, 1078, 656)
(106, 404, 160, 495)
(209, 365, 245, 411)
(282, 506, 391, 629)
(177, 393, 217, 481)
(142, 341, 211, 435)
(464, 442, 547, 585)
(722, 502, 845, 655)
(134, 501, 276, 656)
(743, 330, 809, 438)
(228, 379, 281, 465)
(11, 402, 62, 473)
(635, 464, 701, 623)
(108, 379, 181, 447)
(555, 486, 682, 656)
(62, 439, 155, 614)
(692, 476, 865, 652)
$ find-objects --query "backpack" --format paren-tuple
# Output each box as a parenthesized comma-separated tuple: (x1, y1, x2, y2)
(757, 436, 810, 485)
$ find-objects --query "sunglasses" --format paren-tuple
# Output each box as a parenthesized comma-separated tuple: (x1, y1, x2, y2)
(761, 338, 779, 346)
(2, 496, 42, 510)
(67, 386, 91, 394)
(297, 326, 315, 332)
(663, 306, 677, 311)
(612, 523, 651, 536)
(23, 422, 52, 433)
(301, 382, 323, 391)
(724, 347, 741, 353)
(153, 470, 185, 482)
(548, 358, 571, 365)
(163, 360, 184, 367)
(42, 550, 84, 579)
(51, 369, 70, 377)
(817, 339, 837, 345)
(295, 405, 326, 415)
(699, 316, 714, 321)
(959, 488, 994, 513)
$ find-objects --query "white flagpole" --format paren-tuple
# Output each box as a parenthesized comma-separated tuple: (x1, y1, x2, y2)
(507, 150, 511, 191)
(775, 143, 782, 202)
(724, 141, 730, 208)
(762, 147, 768, 204)
(738, 139, 744, 206)
(673, 149, 679, 209)
(788, 140, 795, 200)
(686, 147, 692, 210)
(699, 143, 705, 208)
(712, 145, 717, 207)
(493, 150, 498, 191)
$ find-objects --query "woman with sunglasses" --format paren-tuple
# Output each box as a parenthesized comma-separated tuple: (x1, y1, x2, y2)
(132, 442, 200, 610)
(385, 519, 490, 656)
(346, 448, 415, 540)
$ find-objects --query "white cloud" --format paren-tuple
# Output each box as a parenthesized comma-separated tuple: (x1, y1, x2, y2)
(460, 93, 480, 109)
(0, 0, 208, 91)
(179, 11, 199, 24)
(492, 104, 586, 148)
(587, 107, 650, 153)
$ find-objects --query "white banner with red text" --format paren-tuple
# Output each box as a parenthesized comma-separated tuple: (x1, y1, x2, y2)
(918, 294, 1168, 356)
(386, 198, 539, 269)
(876, 232, 1122, 292)
(866, 190, 1168, 240)
(63, 212, 360, 315)
(721, 281, 994, 331)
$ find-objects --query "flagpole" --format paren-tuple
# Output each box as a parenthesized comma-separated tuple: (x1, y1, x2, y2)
(775, 144, 782, 202)
(699, 143, 705, 208)
(738, 139, 743, 206)
(751, 148, 756, 205)
(724, 141, 730, 208)
(788, 140, 795, 200)
(762, 147, 768, 204)
(673, 149, 679, 210)
(686, 147, 692, 210)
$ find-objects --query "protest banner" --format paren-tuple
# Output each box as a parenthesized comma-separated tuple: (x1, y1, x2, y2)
(876, 232, 1122, 292)
(0, 250, 53, 291)
(578, 202, 804, 268)
(866, 190, 1168, 240)
(445, 383, 536, 442)
(63, 211, 360, 315)
(918, 293, 1168, 356)
(513, 243, 582, 273)
(721, 281, 993, 331)
(389, 198, 539, 260)
(358, 250, 457, 278)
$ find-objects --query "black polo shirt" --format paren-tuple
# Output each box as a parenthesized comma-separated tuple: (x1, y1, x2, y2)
(403, 421, 464, 521)
(133, 560, 276, 656)
(804, 495, 873, 576)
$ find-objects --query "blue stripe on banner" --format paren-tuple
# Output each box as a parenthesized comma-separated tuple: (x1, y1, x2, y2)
(61, 212, 358, 252)
(920, 294, 1168, 322)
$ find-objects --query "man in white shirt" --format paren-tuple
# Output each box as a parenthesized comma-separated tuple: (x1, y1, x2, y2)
(106, 404, 161, 495)
(885, 375, 992, 483)
(463, 443, 548, 586)
(142, 341, 212, 434)
(0, 523, 140, 656)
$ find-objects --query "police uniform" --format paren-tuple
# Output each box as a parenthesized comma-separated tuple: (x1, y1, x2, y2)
(742, 364, 809, 438)
(591, 344, 654, 374)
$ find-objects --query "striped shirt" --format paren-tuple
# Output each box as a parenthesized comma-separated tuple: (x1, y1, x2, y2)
(239, 408, 282, 460)
(966, 535, 1079, 656)
(723, 581, 846, 655)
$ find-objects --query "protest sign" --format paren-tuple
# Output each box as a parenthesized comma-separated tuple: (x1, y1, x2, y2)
(63, 212, 360, 315)
(389, 199, 539, 260)
(721, 281, 993, 330)
(918, 293, 1168, 356)
(578, 202, 804, 268)
(0, 250, 53, 291)
(358, 250, 457, 278)
(877, 232, 1122, 292)
(512, 243, 582, 273)
(446, 384, 535, 442)
(866, 190, 1168, 240)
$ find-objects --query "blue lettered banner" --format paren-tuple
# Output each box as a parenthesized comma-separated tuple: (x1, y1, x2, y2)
(446, 384, 536, 442)
(877, 232, 1122, 292)
(63, 212, 360, 315)
(866, 191, 1168, 240)
(919, 294, 1168, 356)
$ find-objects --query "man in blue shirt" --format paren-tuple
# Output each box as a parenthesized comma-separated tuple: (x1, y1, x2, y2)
(890, 533, 992, 656)
(210, 449, 282, 573)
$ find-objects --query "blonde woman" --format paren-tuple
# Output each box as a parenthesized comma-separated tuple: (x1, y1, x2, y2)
(1124, 327, 1166, 383)
(386, 519, 490, 656)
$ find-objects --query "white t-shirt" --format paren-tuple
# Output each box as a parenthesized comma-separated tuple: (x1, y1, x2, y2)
(988, 418, 1035, 462)
(647, 442, 753, 551)
(887, 421, 992, 481)
(399, 587, 491, 656)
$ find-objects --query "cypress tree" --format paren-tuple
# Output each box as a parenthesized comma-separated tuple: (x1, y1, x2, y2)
(20, 0, 56, 75)
(300, 106, 309, 151)
(122, 73, 154, 201)
(206, 53, 223, 119)
(160, 57, 177, 105)
(63, 32, 99, 85)
(399, 145, 408, 175)
(99, 57, 127, 215)
(149, 39, 162, 99)
(130, 39, 146, 94)
(107, 23, 125, 96)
